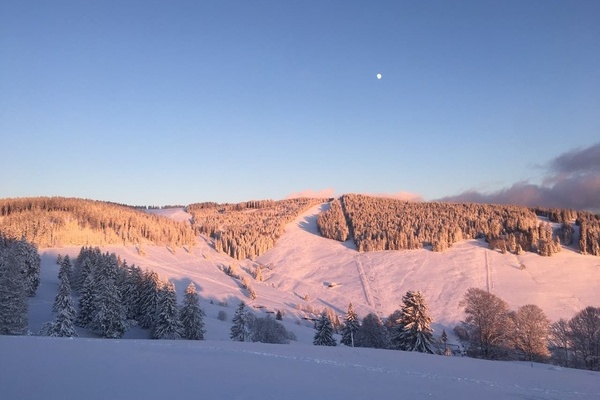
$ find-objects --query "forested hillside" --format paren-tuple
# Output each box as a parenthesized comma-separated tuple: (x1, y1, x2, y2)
(317, 194, 600, 256)
(0, 197, 195, 248)
(187, 198, 324, 259)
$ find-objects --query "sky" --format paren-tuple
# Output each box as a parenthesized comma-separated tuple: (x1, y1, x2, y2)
(1, 1, 599, 209)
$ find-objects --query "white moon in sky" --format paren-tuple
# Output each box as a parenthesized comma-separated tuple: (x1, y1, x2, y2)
(376, 73, 382, 80)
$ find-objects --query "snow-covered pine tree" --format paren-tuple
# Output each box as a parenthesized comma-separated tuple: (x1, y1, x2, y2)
(180, 282, 205, 340)
(53, 267, 72, 312)
(88, 257, 127, 338)
(0, 238, 28, 335)
(44, 271, 77, 337)
(75, 273, 96, 328)
(340, 302, 360, 347)
(120, 263, 144, 321)
(313, 311, 337, 346)
(355, 313, 390, 349)
(392, 291, 434, 353)
(138, 270, 162, 329)
(230, 301, 251, 342)
(14, 238, 41, 297)
(90, 275, 127, 338)
(73, 256, 92, 293)
(59, 254, 73, 286)
(152, 281, 182, 340)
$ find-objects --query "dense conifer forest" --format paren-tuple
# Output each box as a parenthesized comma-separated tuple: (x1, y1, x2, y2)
(317, 194, 600, 256)
(187, 198, 324, 260)
(0, 197, 196, 248)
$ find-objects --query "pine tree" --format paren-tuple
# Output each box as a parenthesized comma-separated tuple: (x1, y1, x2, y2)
(340, 302, 360, 347)
(230, 301, 251, 342)
(13, 239, 41, 297)
(45, 270, 76, 337)
(180, 282, 205, 340)
(313, 311, 337, 346)
(53, 269, 72, 313)
(355, 313, 390, 349)
(0, 240, 28, 335)
(152, 281, 182, 339)
(59, 255, 73, 285)
(73, 256, 93, 293)
(75, 273, 96, 328)
(91, 276, 127, 338)
(392, 291, 434, 353)
(139, 270, 162, 329)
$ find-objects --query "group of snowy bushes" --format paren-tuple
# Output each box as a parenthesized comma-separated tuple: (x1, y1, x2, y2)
(230, 302, 296, 344)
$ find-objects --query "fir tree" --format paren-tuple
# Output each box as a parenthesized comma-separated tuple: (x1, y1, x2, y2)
(313, 311, 337, 346)
(152, 281, 182, 340)
(53, 269, 72, 313)
(73, 256, 93, 293)
(180, 282, 205, 340)
(355, 313, 390, 349)
(139, 271, 162, 329)
(0, 240, 28, 335)
(230, 301, 251, 342)
(75, 273, 96, 328)
(392, 291, 434, 353)
(340, 302, 360, 347)
(45, 271, 76, 337)
(10, 239, 41, 297)
(59, 255, 73, 285)
(92, 279, 126, 338)
(120, 264, 144, 321)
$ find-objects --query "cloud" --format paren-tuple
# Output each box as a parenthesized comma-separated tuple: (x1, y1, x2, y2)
(548, 142, 600, 175)
(439, 142, 600, 211)
(285, 188, 336, 199)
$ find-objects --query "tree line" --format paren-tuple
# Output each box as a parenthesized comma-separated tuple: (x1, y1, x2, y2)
(187, 198, 323, 260)
(0, 197, 196, 248)
(317, 194, 598, 256)
(0, 235, 41, 335)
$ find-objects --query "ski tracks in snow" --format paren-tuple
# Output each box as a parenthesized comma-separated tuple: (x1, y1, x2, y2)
(355, 258, 376, 311)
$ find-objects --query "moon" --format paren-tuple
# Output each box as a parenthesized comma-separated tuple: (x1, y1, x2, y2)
(376, 73, 382, 80)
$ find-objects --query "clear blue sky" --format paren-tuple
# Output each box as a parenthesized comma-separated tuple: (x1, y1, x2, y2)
(1, 1, 599, 207)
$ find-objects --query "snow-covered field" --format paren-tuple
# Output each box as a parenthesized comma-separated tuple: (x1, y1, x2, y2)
(1, 335, 598, 400)
(2, 203, 599, 399)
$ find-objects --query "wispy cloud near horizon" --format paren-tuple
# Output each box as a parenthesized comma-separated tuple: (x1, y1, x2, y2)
(285, 188, 336, 199)
(439, 143, 600, 211)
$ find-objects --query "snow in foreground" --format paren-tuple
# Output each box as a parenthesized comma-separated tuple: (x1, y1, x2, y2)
(1, 336, 598, 400)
